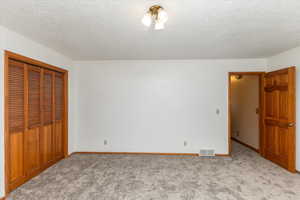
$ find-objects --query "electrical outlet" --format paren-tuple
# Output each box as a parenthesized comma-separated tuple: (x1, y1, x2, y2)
(184, 141, 187, 146)
(104, 140, 108, 145)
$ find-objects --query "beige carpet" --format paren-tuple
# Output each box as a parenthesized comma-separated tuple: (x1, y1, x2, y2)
(7, 142, 300, 200)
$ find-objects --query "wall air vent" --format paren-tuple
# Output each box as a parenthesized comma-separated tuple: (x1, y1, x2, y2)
(199, 149, 215, 157)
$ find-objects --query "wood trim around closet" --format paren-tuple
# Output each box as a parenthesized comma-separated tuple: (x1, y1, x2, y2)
(63, 72, 68, 157)
(4, 51, 67, 73)
(4, 50, 69, 194)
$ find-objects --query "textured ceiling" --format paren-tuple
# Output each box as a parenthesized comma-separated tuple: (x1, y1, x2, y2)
(1, 0, 300, 60)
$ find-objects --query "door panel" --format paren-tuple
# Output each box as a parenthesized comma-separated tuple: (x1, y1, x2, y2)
(40, 125, 53, 165)
(8, 60, 25, 190)
(265, 122, 276, 155)
(54, 73, 64, 159)
(41, 70, 55, 166)
(278, 90, 288, 120)
(263, 67, 296, 172)
(265, 91, 277, 118)
(278, 127, 288, 164)
(9, 132, 24, 184)
(25, 66, 41, 176)
(8, 60, 25, 133)
(28, 67, 41, 128)
(43, 71, 54, 126)
(24, 127, 40, 175)
(54, 121, 63, 159)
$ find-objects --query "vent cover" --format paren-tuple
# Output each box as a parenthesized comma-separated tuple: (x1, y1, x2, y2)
(199, 149, 215, 157)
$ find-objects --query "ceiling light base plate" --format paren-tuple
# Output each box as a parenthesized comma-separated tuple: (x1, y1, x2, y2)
(149, 5, 163, 16)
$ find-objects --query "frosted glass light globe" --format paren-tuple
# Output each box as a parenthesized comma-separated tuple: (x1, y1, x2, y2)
(158, 9, 168, 23)
(155, 21, 165, 30)
(142, 12, 152, 27)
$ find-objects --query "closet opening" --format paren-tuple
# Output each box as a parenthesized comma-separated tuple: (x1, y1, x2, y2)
(4, 51, 68, 194)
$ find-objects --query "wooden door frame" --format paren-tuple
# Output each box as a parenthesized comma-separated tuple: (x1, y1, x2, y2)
(4, 50, 69, 195)
(228, 72, 265, 156)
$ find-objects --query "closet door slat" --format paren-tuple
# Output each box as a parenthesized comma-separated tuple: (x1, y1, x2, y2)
(43, 72, 53, 125)
(28, 66, 41, 128)
(55, 73, 64, 121)
(8, 60, 25, 133)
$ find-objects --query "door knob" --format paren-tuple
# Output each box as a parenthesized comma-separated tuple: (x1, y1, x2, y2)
(288, 123, 295, 127)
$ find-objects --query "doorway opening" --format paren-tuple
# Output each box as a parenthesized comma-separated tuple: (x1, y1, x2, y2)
(228, 72, 264, 156)
(229, 68, 296, 173)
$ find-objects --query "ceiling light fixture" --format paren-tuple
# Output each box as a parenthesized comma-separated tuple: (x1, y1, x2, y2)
(142, 5, 168, 30)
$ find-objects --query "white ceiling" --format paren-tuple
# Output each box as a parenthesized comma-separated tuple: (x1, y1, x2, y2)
(1, 0, 300, 60)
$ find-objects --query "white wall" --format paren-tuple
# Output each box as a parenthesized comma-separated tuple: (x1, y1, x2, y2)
(74, 59, 266, 155)
(231, 75, 259, 149)
(267, 46, 300, 171)
(0, 25, 77, 197)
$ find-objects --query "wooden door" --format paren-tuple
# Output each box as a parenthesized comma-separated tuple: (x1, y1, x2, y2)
(40, 70, 55, 167)
(263, 67, 296, 172)
(7, 59, 26, 190)
(25, 65, 41, 177)
(54, 72, 64, 159)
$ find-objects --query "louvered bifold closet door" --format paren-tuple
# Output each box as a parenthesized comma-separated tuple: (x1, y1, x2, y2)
(40, 70, 55, 167)
(8, 59, 26, 190)
(6, 52, 68, 193)
(25, 65, 41, 177)
(54, 72, 64, 159)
